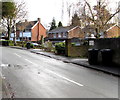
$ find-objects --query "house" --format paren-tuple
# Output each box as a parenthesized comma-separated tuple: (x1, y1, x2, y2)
(0, 32, 8, 40)
(11, 18, 46, 42)
(82, 25, 96, 38)
(104, 24, 120, 38)
(47, 26, 84, 43)
(82, 24, 116, 38)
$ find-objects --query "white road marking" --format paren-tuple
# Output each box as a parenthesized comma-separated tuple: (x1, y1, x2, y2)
(47, 70, 84, 87)
(0, 64, 9, 67)
(25, 59, 38, 66)
(14, 53, 21, 58)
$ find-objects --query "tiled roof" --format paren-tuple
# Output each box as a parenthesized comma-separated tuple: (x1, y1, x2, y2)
(16, 21, 37, 30)
(106, 24, 120, 32)
(48, 26, 76, 34)
(82, 25, 95, 34)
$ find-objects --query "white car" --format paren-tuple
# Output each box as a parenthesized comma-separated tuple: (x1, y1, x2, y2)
(0, 39, 5, 40)
(31, 43, 39, 46)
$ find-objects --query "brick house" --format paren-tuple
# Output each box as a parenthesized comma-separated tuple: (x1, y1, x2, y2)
(47, 26, 84, 43)
(82, 25, 96, 38)
(104, 24, 120, 38)
(11, 18, 46, 42)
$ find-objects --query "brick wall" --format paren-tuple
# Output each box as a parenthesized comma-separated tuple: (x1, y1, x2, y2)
(31, 23, 38, 41)
(68, 27, 84, 39)
(65, 39, 89, 57)
(31, 22, 46, 41)
(39, 23, 46, 40)
(105, 26, 120, 38)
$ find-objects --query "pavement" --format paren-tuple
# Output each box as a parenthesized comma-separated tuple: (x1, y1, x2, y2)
(9, 46, 120, 76)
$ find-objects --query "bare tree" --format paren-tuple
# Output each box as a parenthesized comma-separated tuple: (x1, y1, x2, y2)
(67, 2, 72, 25)
(16, 20, 29, 47)
(13, 1, 28, 45)
(66, 0, 120, 37)
(83, 0, 120, 37)
(1, 1, 28, 40)
(14, 1, 28, 22)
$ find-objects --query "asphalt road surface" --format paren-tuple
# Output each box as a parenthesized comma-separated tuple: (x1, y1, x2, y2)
(0, 47, 119, 98)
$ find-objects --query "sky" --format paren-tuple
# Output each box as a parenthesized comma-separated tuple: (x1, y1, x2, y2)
(15, 0, 119, 28)
(23, 0, 79, 27)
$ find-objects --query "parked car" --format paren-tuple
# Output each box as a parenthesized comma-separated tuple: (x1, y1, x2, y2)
(0, 39, 5, 40)
(31, 43, 39, 46)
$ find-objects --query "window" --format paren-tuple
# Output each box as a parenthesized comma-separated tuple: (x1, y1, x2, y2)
(53, 33, 56, 38)
(29, 37, 31, 40)
(25, 29, 31, 32)
(63, 32, 66, 38)
(58, 33, 61, 38)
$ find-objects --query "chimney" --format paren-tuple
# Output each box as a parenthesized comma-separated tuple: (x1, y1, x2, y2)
(37, 18, 41, 22)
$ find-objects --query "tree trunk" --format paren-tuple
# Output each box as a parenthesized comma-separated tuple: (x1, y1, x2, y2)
(22, 31, 24, 47)
(7, 18, 12, 40)
(7, 20, 11, 40)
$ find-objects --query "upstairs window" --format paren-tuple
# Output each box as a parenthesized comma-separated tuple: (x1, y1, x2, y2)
(53, 33, 56, 38)
(63, 32, 67, 38)
(58, 33, 61, 38)
(25, 29, 31, 32)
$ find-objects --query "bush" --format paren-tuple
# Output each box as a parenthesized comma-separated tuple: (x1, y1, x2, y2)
(25, 42, 34, 49)
(55, 42, 65, 48)
(9, 40, 14, 46)
(43, 41, 53, 52)
(55, 42, 65, 55)
(30, 43, 34, 48)
(16, 41, 27, 47)
(0, 40, 10, 46)
(71, 42, 75, 46)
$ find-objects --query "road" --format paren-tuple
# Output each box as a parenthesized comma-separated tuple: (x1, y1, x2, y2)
(0, 47, 119, 98)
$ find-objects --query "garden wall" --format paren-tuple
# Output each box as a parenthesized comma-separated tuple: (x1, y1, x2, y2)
(65, 39, 89, 57)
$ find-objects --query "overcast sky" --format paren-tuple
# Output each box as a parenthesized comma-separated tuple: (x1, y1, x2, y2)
(24, 0, 79, 27)
(15, 0, 119, 28)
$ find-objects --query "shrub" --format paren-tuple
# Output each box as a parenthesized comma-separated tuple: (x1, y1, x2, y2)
(16, 41, 27, 47)
(55, 42, 65, 49)
(9, 40, 14, 46)
(30, 43, 34, 48)
(43, 41, 53, 52)
(55, 42, 65, 55)
(0, 40, 10, 46)
(71, 42, 75, 46)
(25, 42, 34, 48)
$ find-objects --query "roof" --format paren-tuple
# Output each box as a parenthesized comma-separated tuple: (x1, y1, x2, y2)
(16, 21, 37, 30)
(82, 25, 95, 34)
(106, 24, 120, 32)
(48, 26, 79, 34)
